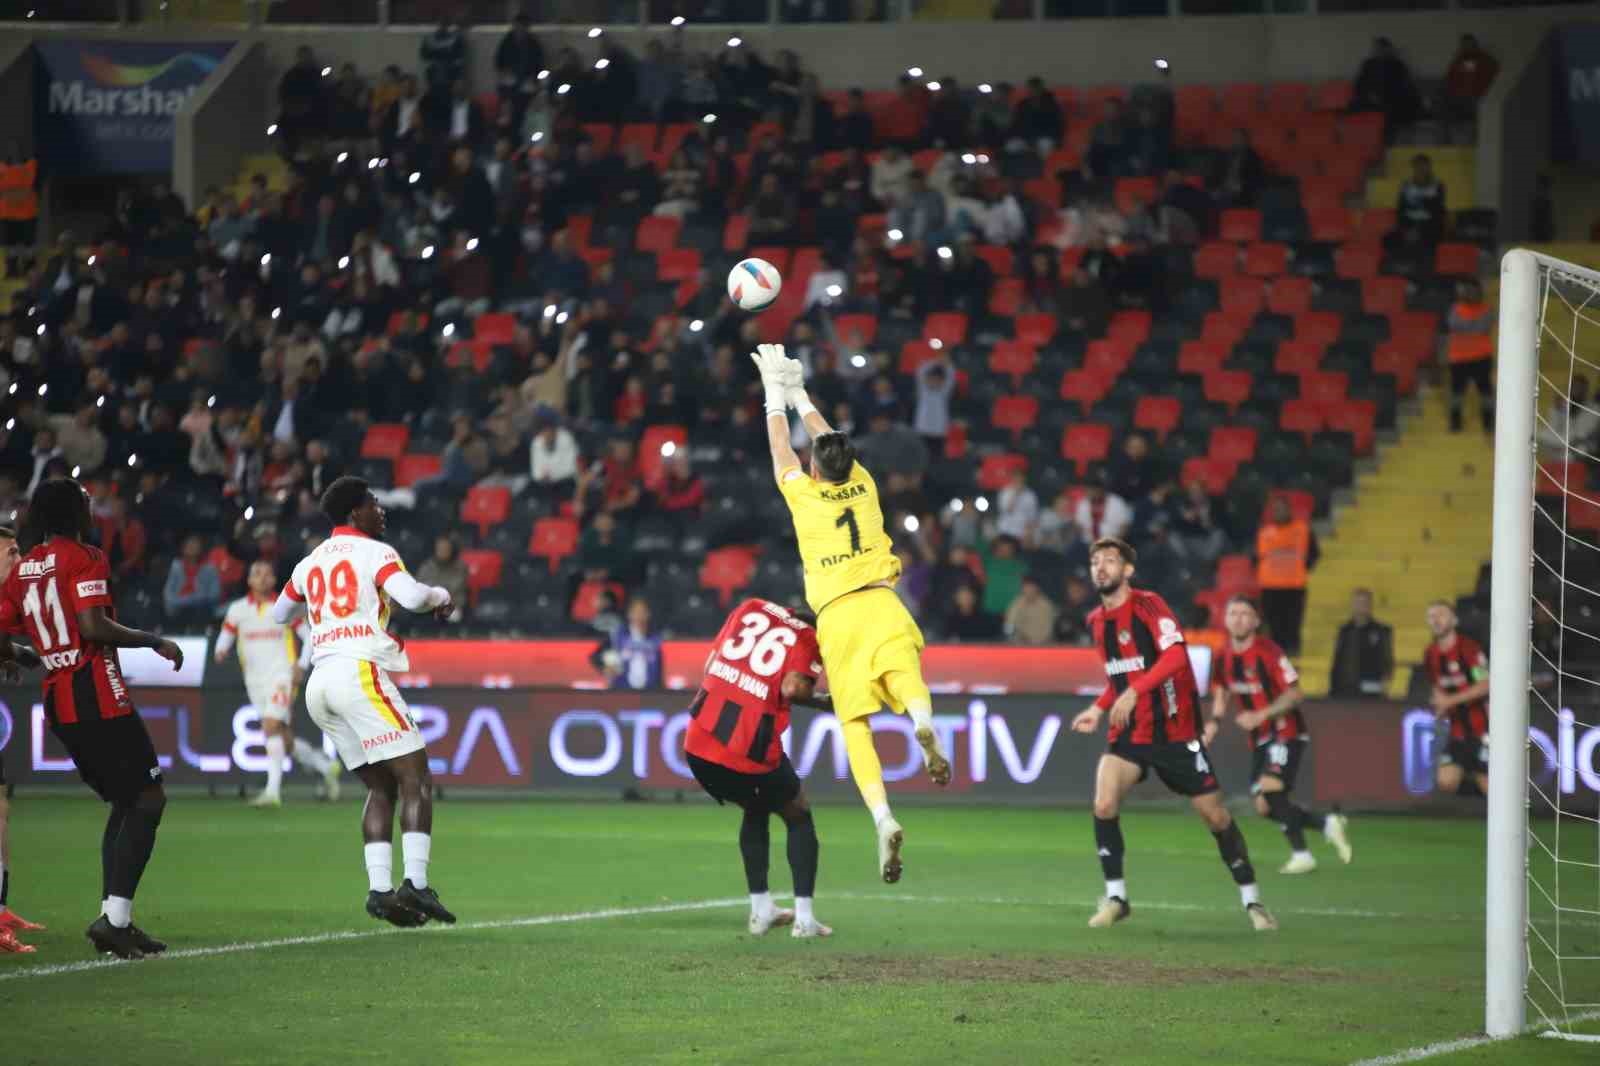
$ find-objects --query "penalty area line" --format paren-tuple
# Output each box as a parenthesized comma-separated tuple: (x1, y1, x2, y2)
(1348, 1010, 1600, 1065)
(0, 897, 748, 983)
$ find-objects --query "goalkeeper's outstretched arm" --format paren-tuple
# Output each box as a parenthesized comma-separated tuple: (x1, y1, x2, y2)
(754, 343, 830, 482)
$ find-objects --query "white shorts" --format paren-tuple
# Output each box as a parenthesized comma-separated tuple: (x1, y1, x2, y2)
(247, 676, 295, 724)
(305, 658, 425, 771)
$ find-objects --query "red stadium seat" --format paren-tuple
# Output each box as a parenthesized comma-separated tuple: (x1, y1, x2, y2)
(988, 341, 1037, 386)
(1059, 369, 1112, 413)
(1201, 312, 1252, 348)
(1216, 553, 1257, 594)
(899, 340, 938, 375)
(1334, 243, 1382, 280)
(1274, 340, 1324, 376)
(1134, 395, 1182, 442)
(700, 547, 758, 607)
(924, 311, 969, 347)
(1218, 83, 1262, 126)
(988, 278, 1024, 317)
(1300, 370, 1349, 406)
(1279, 399, 1325, 439)
(1219, 209, 1262, 243)
(1313, 80, 1354, 111)
(1355, 208, 1396, 243)
(656, 248, 702, 283)
(1339, 112, 1385, 157)
(747, 247, 791, 274)
(978, 453, 1028, 491)
(1389, 310, 1440, 348)
(460, 549, 504, 596)
(616, 123, 658, 157)
(473, 312, 516, 345)
(360, 423, 411, 461)
(658, 123, 695, 160)
(1021, 177, 1062, 210)
(1307, 206, 1352, 243)
(1243, 242, 1289, 278)
(1013, 312, 1057, 347)
(1061, 424, 1112, 476)
(639, 424, 689, 484)
(1373, 342, 1420, 396)
(1325, 400, 1378, 454)
(1114, 176, 1161, 215)
(1265, 82, 1311, 118)
(581, 124, 615, 154)
(1107, 311, 1152, 347)
(1084, 337, 1134, 377)
(1204, 371, 1253, 413)
(1265, 489, 1317, 522)
(1267, 276, 1313, 315)
(974, 244, 1014, 276)
(1178, 340, 1227, 376)
(564, 215, 594, 248)
(1193, 241, 1239, 281)
(722, 214, 750, 252)
(1538, 461, 1588, 497)
(1183, 458, 1236, 499)
(1209, 426, 1258, 466)
(1222, 276, 1267, 315)
(460, 486, 512, 539)
(529, 517, 580, 573)
(393, 453, 441, 488)
(834, 312, 879, 347)
(944, 422, 968, 459)
(1362, 275, 1409, 315)
(1435, 243, 1482, 277)
(1295, 311, 1343, 347)
(571, 580, 625, 624)
(991, 395, 1039, 436)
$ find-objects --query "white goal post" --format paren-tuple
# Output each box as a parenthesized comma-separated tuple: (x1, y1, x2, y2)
(1488, 248, 1600, 1041)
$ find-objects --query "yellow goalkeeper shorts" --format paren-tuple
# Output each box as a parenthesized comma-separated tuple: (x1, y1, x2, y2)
(816, 586, 931, 724)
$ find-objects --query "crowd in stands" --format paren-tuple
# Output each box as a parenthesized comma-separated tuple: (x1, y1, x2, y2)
(0, 27, 1501, 659)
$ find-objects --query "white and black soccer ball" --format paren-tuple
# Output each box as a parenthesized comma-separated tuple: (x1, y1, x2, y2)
(726, 257, 783, 312)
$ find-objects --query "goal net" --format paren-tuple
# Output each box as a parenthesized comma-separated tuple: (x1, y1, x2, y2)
(1491, 249, 1600, 1042)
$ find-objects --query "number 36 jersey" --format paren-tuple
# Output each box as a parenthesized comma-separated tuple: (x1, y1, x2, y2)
(284, 526, 411, 673)
(685, 598, 824, 774)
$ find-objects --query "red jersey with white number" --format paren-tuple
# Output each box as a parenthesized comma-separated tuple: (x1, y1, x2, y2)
(1088, 587, 1202, 745)
(0, 536, 134, 725)
(1214, 636, 1305, 747)
(684, 598, 824, 774)
(284, 526, 410, 672)
(1424, 634, 1489, 740)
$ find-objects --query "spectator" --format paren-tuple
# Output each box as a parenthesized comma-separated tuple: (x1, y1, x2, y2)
(1073, 475, 1133, 542)
(747, 173, 797, 244)
(1329, 588, 1394, 698)
(277, 46, 325, 151)
(529, 408, 579, 502)
(495, 14, 544, 125)
(163, 533, 222, 629)
(1108, 432, 1168, 505)
(421, 17, 467, 91)
(1396, 154, 1446, 246)
(941, 582, 1001, 642)
(1442, 34, 1498, 125)
(381, 74, 426, 153)
(928, 77, 972, 147)
(1053, 574, 1097, 646)
(578, 511, 628, 582)
(912, 356, 955, 456)
(414, 413, 489, 498)
(654, 452, 705, 536)
(1086, 98, 1129, 179)
(51, 404, 107, 477)
(1004, 575, 1057, 646)
(1445, 278, 1494, 434)
(1166, 477, 1227, 565)
(980, 535, 1025, 618)
(869, 145, 916, 210)
(635, 40, 680, 122)
(982, 179, 1027, 247)
(1351, 37, 1420, 141)
(1254, 496, 1318, 655)
(655, 151, 701, 219)
(1537, 375, 1599, 457)
(855, 408, 928, 480)
(415, 534, 469, 623)
(995, 467, 1039, 542)
(1009, 77, 1063, 154)
(1213, 129, 1264, 208)
(836, 89, 876, 151)
(94, 492, 148, 578)
(889, 170, 946, 245)
(593, 597, 663, 689)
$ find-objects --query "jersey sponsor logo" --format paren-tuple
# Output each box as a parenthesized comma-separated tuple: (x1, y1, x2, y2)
(818, 550, 863, 566)
(818, 483, 867, 502)
(1156, 616, 1183, 651)
(104, 660, 129, 704)
(314, 623, 377, 646)
(17, 554, 56, 578)
(76, 579, 107, 598)
(706, 657, 771, 702)
(40, 648, 81, 670)
(362, 729, 404, 751)
(1117, 630, 1131, 644)
(1105, 655, 1146, 676)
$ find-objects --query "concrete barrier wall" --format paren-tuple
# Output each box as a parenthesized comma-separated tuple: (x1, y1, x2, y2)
(174, 40, 266, 209)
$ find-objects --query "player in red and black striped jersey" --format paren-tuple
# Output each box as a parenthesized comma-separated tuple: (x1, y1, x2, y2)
(1209, 596, 1352, 875)
(0, 524, 45, 954)
(685, 597, 832, 938)
(0, 480, 185, 961)
(1424, 601, 1490, 796)
(1070, 538, 1276, 932)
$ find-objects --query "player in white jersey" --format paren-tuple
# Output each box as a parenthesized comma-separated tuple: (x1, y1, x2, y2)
(272, 477, 457, 928)
(216, 559, 341, 807)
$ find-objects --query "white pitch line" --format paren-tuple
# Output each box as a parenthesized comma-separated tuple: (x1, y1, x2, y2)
(0, 897, 746, 983)
(1348, 1010, 1600, 1066)
(836, 891, 1461, 922)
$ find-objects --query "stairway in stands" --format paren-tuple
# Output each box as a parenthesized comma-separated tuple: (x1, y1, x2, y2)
(1364, 145, 1477, 213)
(1298, 385, 1493, 696)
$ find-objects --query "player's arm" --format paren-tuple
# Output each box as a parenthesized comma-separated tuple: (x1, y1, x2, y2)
(1439, 676, 1489, 710)
(380, 566, 452, 617)
(782, 671, 832, 711)
(271, 582, 305, 625)
(214, 617, 237, 663)
(753, 343, 805, 481)
(1071, 686, 1115, 733)
(76, 608, 184, 669)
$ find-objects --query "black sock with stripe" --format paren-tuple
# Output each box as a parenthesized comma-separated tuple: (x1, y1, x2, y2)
(1212, 821, 1257, 887)
(783, 811, 819, 899)
(1094, 817, 1125, 882)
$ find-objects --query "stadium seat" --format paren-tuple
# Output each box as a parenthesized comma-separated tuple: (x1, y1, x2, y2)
(1274, 340, 1324, 376)
(834, 312, 879, 347)
(1362, 276, 1409, 315)
(1339, 112, 1385, 156)
(1325, 399, 1378, 454)
(639, 424, 689, 484)
(581, 124, 616, 154)
(1243, 242, 1289, 278)
(1215, 554, 1257, 594)
(635, 216, 682, 256)
(1113, 176, 1161, 215)
(1221, 276, 1267, 315)
(393, 453, 441, 488)
(1182, 457, 1235, 498)
(991, 395, 1040, 437)
(1134, 395, 1182, 442)
(1106, 311, 1152, 347)
(1435, 243, 1482, 277)
(898, 340, 938, 375)
(1266, 276, 1312, 315)
(1218, 83, 1262, 126)
(988, 278, 1024, 316)
(1209, 426, 1258, 466)
(1193, 241, 1239, 281)
(1279, 398, 1325, 439)
(1265, 82, 1311, 118)
(1295, 311, 1343, 347)
(700, 547, 758, 607)
(1313, 80, 1354, 111)
(460, 486, 512, 539)
(924, 311, 970, 346)
(1373, 342, 1420, 395)
(360, 423, 411, 461)
(473, 312, 516, 345)
(1334, 243, 1382, 280)
(1201, 312, 1252, 348)
(571, 579, 626, 624)
(658, 122, 694, 160)
(1355, 209, 1395, 243)
(1084, 337, 1135, 377)
(978, 452, 1028, 491)
(1307, 205, 1352, 242)
(1300, 370, 1349, 406)
(1059, 369, 1113, 413)
(460, 549, 504, 598)
(974, 244, 1014, 276)
(1013, 312, 1057, 347)
(529, 517, 579, 573)
(617, 122, 658, 156)
(1538, 461, 1588, 497)
(1266, 489, 1317, 522)
(1061, 424, 1112, 476)
(656, 248, 701, 283)
(722, 214, 750, 252)
(1219, 209, 1262, 243)
(1204, 370, 1253, 412)
(1178, 340, 1227, 376)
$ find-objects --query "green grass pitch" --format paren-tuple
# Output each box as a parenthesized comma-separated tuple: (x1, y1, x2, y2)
(3, 795, 1597, 1065)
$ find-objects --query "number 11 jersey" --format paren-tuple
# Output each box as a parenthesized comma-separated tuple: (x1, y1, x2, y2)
(283, 525, 411, 673)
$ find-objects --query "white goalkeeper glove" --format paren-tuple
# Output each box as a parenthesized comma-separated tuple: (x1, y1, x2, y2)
(751, 343, 790, 415)
(779, 357, 815, 418)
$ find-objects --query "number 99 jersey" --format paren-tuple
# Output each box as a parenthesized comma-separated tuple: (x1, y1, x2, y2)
(684, 598, 824, 775)
(284, 526, 411, 673)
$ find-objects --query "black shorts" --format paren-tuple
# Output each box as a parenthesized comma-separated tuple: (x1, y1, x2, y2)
(1108, 736, 1219, 797)
(1442, 736, 1488, 775)
(688, 752, 802, 814)
(1250, 738, 1308, 794)
(49, 713, 163, 806)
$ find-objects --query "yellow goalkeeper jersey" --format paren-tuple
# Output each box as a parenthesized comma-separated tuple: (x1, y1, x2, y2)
(778, 460, 901, 614)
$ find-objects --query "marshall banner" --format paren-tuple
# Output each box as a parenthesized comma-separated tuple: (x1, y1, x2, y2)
(32, 40, 233, 174)
(1554, 23, 1600, 164)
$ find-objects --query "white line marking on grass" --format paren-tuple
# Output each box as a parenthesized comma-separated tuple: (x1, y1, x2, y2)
(0, 897, 747, 983)
(1348, 1011, 1600, 1065)
(836, 891, 1459, 922)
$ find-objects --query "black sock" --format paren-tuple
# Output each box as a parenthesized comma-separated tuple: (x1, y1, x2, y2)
(107, 798, 164, 901)
(1094, 816, 1125, 885)
(102, 807, 128, 902)
(1, 867, 8, 907)
(739, 807, 770, 895)
(1301, 806, 1328, 832)
(1212, 821, 1257, 887)
(783, 811, 819, 899)
(1263, 792, 1309, 852)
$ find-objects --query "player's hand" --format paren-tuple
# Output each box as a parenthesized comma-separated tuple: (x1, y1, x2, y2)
(1202, 718, 1220, 745)
(155, 638, 184, 671)
(1071, 707, 1104, 734)
(13, 645, 41, 670)
(779, 355, 804, 390)
(1430, 688, 1451, 716)
(1108, 688, 1139, 731)
(1235, 710, 1265, 731)
(751, 343, 787, 384)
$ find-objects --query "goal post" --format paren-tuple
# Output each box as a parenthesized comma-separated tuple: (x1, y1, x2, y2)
(1487, 248, 1600, 1041)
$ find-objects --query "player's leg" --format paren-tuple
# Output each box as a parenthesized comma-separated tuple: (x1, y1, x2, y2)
(286, 713, 340, 800)
(1088, 753, 1142, 927)
(881, 667, 950, 786)
(778, 786, 830, 938)
(91, 713, 169, 955)
(1471, 360, 1494, 432)
(1436, 753, 1464, 796)
(1190, 790, 1276, 931)
(840, 715, 907, 884)
(255, 715, 287, 806)
(354, 761, 422, 927)
(1256, 773, 1315, 873)
(0, 786, 40, 953)
(390, 748, 455, 923)
(739, 802, 774, 914)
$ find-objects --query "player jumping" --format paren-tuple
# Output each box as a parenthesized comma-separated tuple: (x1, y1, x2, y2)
(0, 523, 44, 954)
(1424, 601, 1489, 797)
(686, 596, 832, 938)
(216, 560, 341, 807)
(751, 343, 951, 884)
(1070, 538, 1276, 932)
(272, 477, 457, 928)
(0, 479, 185, 960)
(1209, 595, 1351, 874)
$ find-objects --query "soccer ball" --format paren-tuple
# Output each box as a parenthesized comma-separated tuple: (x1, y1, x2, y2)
(727, 258, 783, 312)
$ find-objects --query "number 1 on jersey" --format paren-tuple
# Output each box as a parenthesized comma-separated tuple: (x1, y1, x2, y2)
(835, 507, 861, 555)
(21, 577, 70, 650)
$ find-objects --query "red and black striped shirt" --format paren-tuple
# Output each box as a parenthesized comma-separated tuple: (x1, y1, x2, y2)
(1424, 634, 1489, 740)
(1089, 588, 1202, 745)
(1214, 636, 1305, 747)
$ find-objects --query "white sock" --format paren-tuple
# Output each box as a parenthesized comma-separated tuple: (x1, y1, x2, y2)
(907, 702, 934, 734)
(795, 896, 814, 923)
(364, 841, 393, 893)
(869, 802, 894, 829)
(293, 737, 332, 774)
(264, 734, 286, 795)
(750, 891, 773, 915)
(1106, 878, 1127, 901)
(1292, 849, 1314, 862)
(1240, 883, 1261, 907)
(104, 895, 133, 928)
(401, 832, 430, 889)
